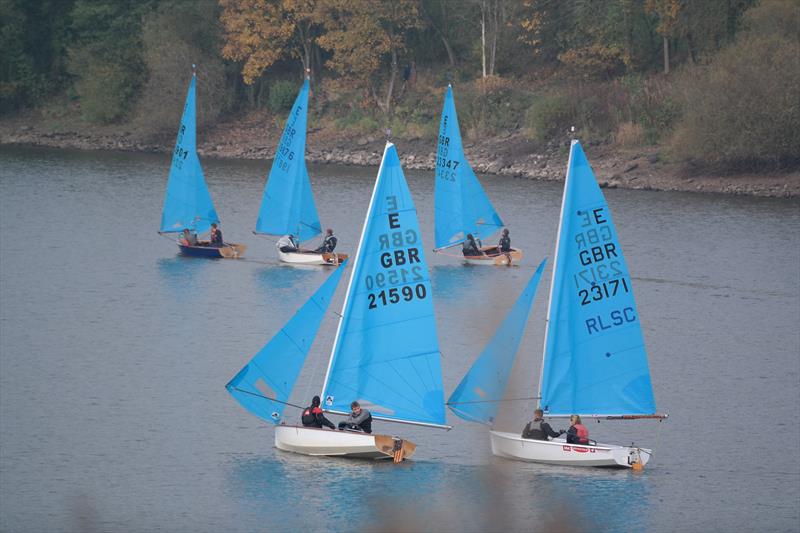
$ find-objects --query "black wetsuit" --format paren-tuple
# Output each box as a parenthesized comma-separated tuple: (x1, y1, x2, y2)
(301, 406, 335, 429)
(315, 234, 337, 253)
(499, 234, 511, 253)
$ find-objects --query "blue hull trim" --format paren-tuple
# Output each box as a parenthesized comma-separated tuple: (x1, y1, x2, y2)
(178, 244, 223, 258)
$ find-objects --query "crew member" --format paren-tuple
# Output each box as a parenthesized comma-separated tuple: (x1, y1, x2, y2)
(277, 234, 299, 253)
(498, 228, 511, 253)
(338, 401, 372, 433)
(315, 228, 337, 253)
(210, 223, 223, 247)
(462, 233, 483, 257)
(301, 396, 335, 429)
(566, 414, 590, 445)
(522, 409, 563, 440)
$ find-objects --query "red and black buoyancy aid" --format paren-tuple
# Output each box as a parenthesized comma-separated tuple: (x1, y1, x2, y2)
(574, 423, 589, 444)
(301, 406, 322, 426)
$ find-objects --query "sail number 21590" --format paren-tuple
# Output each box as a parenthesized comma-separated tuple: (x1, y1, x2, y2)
(365, 194, 429, 310)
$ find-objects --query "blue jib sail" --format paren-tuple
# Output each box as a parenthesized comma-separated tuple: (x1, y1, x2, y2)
(226, 262, 347, 424)
(434, 85, 503, 249)
(255, 78, 322, 243)
(320, 143, 447, 427)
(540, 140, 656, 416)
(448, 258, 547, 425)
(160, 73, 219, 234)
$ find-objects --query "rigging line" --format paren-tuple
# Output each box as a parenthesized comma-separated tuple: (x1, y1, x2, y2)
(229, 387, 305, 410)
(447, 396, 541, 405)
(252, 231, 280, 243)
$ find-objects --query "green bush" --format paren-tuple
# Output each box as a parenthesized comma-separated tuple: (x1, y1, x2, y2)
(669, 0, 800, 169)
(268, 80, 298, 113)
(334, 108, 380, 135)
(526, 90, 572, 141)
(70, 48, 141, 123)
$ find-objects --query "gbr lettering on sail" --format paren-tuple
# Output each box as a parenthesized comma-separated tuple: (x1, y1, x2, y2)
(364, 195, 427, 309)
(572, 207, 636, 335)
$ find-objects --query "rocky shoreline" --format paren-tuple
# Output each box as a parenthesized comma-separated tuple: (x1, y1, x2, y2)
(1, 114, 797, 198)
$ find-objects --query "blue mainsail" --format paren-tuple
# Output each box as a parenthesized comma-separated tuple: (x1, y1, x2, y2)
(160, 73, 219, 234)
(539, 140, 656, 416)
(320, 143, 447, 427)
(226, 262, 346, 424)
(448, 258, 547, 425)
(434, 85, 504, 249)
(255, 78, 322, 243)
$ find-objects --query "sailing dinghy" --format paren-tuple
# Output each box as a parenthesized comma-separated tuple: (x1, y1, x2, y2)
(159, 70, 245, 258)
(255, 78, 347, 266)
(434, 85, 522, 265)
(488, 140, 666, 468)
(228, 142, 449, 461)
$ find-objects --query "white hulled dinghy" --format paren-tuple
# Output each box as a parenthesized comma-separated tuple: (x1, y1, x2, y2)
(433, 85, 522, 265)
(159, 68, 245, 258)
(228, 142, 449, 461)
(254, 78, 347, 266)
(488, 140, 666, 468)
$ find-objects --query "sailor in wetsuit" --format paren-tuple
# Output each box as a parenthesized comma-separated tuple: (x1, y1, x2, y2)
(209, 223, 224, 247)
(314, 228, 337, 253)
(498, 228, 511, 253)
(522, 409, 563, 440)
(301, 395, 335, 429)
(338, 401, 372, 433)
(462, 233, 483, 257)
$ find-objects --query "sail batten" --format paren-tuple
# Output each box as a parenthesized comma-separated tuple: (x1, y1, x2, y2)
(321, 143, 447, 427)
(447, 258, 547, 425)
(539, 141, 656, 416)
(226, 263, 346, 424)
(434, 85, 504, 249)
(160, 74, 219, 234)
(255, 78, 322, 242)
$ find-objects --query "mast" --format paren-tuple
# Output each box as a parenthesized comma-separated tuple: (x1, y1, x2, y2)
(537, 139, 575, 407)
(318, 142, 390, 401)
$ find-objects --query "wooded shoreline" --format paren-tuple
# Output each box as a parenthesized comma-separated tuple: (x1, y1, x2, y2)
(1, 115, 796, 198)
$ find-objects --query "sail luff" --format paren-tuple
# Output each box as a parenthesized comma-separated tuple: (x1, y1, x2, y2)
(447, 258, 547, 425)
(434, 84, 504, 248)
(318, 144, 388, 401)
(160, 73, 219, 234)
(539, 140, 656, 416)
(538, 141, 575, 404)
(226, 263, 346, 424)
(320, 142, 447, 427)
(255, 78, 322, 241)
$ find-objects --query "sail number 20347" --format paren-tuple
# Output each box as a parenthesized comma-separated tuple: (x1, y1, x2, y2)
(365, 195, 428, 310)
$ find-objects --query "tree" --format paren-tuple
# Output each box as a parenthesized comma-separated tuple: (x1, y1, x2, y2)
(67, 0, 155, 123)
(317, 0, 423, 114)
(669, 0, 800, 168)
(0, 0, 74, 112)
(219, 0, 325, 84)
(645, 0, 681, 73)
(475, 0, 506, 77)
(133, 0, 233, 135)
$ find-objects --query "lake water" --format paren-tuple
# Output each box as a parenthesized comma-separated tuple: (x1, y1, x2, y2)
(1, 146, 798, 532)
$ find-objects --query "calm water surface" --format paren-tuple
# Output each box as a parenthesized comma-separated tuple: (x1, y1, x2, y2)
(1, 146, 798, 532)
